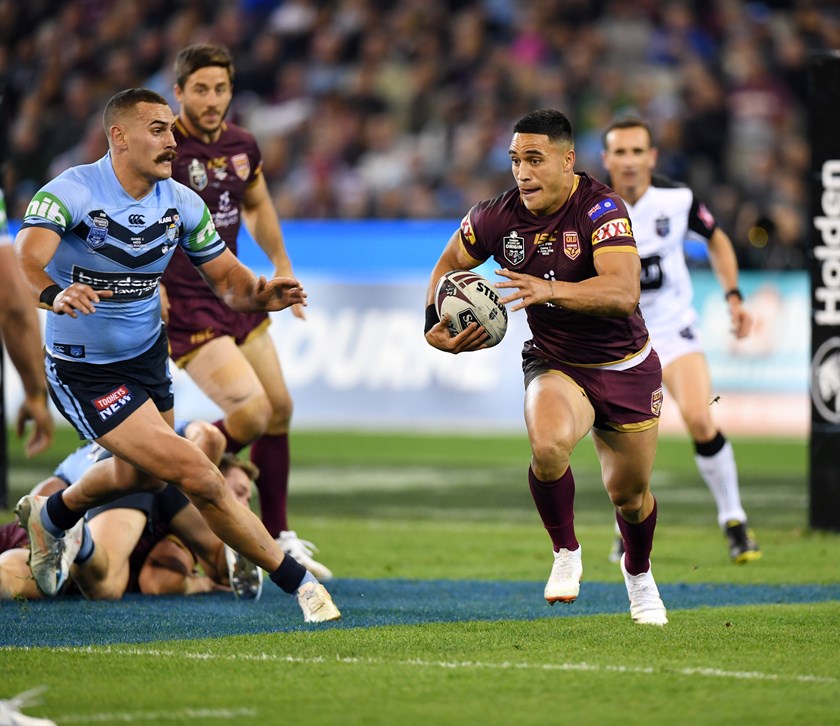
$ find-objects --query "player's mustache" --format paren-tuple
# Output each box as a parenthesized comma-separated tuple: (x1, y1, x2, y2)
(156, 151, 177, 163)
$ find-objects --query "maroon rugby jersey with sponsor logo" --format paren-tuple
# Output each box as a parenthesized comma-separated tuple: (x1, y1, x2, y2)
(163, 119, 262, 297)
(460, 173, 649, 366)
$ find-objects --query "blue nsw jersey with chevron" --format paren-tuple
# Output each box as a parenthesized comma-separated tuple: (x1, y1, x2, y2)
(22, 153, 226, 363)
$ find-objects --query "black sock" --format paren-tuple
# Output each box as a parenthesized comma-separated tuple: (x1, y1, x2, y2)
(269, 555, 307, 594)
(45, 492, 84, 532)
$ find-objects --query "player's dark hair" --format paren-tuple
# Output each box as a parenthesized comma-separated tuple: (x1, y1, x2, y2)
(102, 88, 169, 132)
(513, 110, 574, 145)
(174, 43, 235, 88)
(602, 116, 654, 149)
(219, 452, 260, 482)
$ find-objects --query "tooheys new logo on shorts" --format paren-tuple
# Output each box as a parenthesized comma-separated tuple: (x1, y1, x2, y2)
(93, 384, 132, 422)
(71, 266, 161, 300)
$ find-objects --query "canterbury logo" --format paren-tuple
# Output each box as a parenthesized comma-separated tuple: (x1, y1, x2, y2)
(127, 214, 146, 225)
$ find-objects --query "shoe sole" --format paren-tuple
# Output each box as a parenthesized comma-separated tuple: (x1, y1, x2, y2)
(732, 550, 762, 565)
(546, 594, 578, 605)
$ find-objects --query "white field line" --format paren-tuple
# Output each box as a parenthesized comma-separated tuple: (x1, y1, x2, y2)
(59, 707, 257, 723)
(4, 646, 835, 686)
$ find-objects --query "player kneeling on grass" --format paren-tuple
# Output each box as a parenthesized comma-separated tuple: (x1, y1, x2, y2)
(425, 109, 667, 625)
(13, 88, 338, 623)
(1, 422, 261, 600)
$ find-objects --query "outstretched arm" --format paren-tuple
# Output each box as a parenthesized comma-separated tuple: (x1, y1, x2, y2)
(196, 246, 307, 314)
(242, 175, 305, 320)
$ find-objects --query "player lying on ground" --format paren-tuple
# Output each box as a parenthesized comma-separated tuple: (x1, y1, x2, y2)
(1, 422, 261, 600)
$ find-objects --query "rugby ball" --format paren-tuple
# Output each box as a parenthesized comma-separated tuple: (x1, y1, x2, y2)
(434, 270, 508, 348)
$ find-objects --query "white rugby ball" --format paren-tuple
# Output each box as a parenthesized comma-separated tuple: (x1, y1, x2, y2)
(434, 270, 508, 348)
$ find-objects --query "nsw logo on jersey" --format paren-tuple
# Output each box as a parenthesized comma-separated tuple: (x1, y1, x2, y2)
(86, 215, 109, 249)
(503, 231, 525, 265)
(655, 215, 670, 237)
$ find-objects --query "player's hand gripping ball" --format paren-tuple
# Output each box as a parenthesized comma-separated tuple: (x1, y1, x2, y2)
(434, 270, 508, 348)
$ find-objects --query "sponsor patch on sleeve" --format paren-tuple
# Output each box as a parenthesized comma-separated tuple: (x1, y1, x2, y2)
(592, 218, 632, 245)
(460, 214, 475, 246)
(587, 198, 617, 221)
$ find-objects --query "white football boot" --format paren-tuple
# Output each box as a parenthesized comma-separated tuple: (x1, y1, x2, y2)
(544, 546, 583, 604)
(620, 554, 668, 625)
(15, 494, 84, 597)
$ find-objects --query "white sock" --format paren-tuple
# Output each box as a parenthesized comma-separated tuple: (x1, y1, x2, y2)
(694, 440, 747, 528)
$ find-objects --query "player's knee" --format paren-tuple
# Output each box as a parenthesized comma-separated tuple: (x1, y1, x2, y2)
(178, 464, 227, 508)
(530, 439, 571, 481)
(267, 399, 293, 434)
(611, 491, 646, 519)
(227, 396, 272, 442)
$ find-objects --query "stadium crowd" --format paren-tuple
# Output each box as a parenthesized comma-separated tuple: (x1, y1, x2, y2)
(0, 0, 835, 270)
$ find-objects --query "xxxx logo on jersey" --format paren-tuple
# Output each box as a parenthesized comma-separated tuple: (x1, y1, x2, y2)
(592, 218, 632, 245)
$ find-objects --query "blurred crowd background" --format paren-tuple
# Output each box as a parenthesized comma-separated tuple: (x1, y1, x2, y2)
(0, 0, 836, 270)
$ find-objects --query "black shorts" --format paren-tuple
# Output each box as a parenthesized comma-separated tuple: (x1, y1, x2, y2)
(86, 484, 190, 525)
(46, 327, 174, 440)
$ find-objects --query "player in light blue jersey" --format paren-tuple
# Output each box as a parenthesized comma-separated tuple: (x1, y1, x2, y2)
(13, 89, 339, 623)
(0, 187, 53, 456)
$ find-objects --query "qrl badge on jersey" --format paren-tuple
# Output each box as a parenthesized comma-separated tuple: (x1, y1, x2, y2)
(231, 153, 251, 181)
(188, 158, 208, 191)
(563, 231, 580, 260)
(503, 231, 525, 265)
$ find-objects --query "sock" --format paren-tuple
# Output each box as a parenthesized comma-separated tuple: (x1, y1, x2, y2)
(528, 466, 578, 552)
(74, 523, 95, 564)
(269, 553, 308, 594)
(617, 497, 657, 576)
(694, 432, 747, 528)
(250, 433, 290, 537)
(42, 491, 83, 534)
(213, 419, 246, 455)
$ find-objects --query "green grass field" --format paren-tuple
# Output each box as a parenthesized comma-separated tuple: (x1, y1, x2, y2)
(2, 427, 839, 725)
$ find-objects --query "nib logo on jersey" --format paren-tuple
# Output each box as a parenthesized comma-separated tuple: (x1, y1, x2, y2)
(93, 385, 133, 422)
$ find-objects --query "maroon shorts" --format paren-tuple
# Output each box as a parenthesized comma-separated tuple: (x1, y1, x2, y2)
(522, 348, 663, 432)
(166, 295, 269, 366)
(0, 522, 29, 553)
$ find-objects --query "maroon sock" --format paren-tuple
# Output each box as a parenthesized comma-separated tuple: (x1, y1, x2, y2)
(250, 432, 290, 537)
(616, 497, 657, 576)
(213, 419, 246, 454)
(528, 466, 578, 552)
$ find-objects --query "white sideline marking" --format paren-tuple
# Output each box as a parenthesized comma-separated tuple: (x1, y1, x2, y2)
(59, 707, 257, 722)
(4, 646, 835, 686)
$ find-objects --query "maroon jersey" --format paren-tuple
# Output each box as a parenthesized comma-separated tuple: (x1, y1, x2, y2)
(460, 173, 649, 366)
(0, 522, 28, 553)
(163, 118, 262, 298)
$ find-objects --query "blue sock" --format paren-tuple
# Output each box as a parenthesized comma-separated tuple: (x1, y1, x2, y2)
(268, 554, 309, 594)
(74, 523, 95, 564)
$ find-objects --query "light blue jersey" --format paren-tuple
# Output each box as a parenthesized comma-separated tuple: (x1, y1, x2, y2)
(21, 153, 226, 363)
